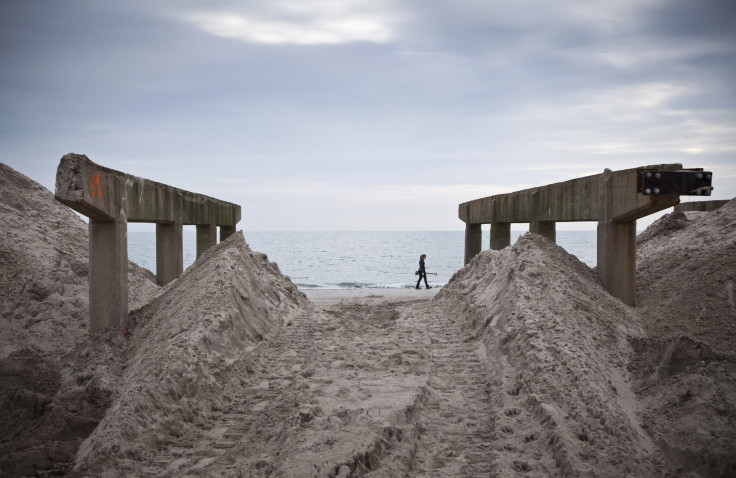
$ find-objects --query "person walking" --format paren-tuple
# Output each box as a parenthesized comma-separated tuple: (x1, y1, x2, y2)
(416, 253, 432, 289)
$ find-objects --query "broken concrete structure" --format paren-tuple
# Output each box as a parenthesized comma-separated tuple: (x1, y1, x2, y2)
(55, 154, 241, 332)
(674, 200, 729, 213)
(459, 165, 713, 306)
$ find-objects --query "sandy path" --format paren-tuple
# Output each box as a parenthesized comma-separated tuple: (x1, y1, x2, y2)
(122, 293, 436, 477)
(163, 290, 498, 477)
(400, 300, 495, 476)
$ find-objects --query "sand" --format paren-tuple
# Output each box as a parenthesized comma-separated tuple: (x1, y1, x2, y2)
(0, 164, 161, 476)
(304, 288, 439, 307)
(1, 162, 735, 477)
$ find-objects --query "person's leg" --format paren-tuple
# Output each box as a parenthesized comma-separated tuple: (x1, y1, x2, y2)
(424, 274, 430, 288)
(416, 274, 422, 289)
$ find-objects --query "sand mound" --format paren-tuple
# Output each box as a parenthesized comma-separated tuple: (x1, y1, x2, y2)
(435, 234, 662, 476)
(634, 200, 736, 477)
(3, 158, 734, 477)
(0, 163, 160, 476)
(73, 232, 309, 474)
(637, 199, 736, 351)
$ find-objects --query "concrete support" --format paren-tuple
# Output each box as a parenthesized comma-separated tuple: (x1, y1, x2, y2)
(597, 220, 636, 306)
(674, 200, 728, 213)
(220, 225, 236, 242)
(56, 154, 241, 333)
(156, 222, 183, 285)
(89, 219, 128, 332)
(490, 221, 511, 250)
(530, 221, 556, 243)
(196, 224, 217, 258)
(464, 223, 482, 265)
(458, 164, 706, 305)
(596, 169, 636, 306)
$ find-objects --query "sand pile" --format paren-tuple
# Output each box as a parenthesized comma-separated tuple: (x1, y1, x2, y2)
(435, 234, 662, 476)
(73, 232, 310, 474)
(636, 199, 736, 351)
(3, 157, 734, 477)
(634, 200, 736, 476)
(0, 164, 160, 476)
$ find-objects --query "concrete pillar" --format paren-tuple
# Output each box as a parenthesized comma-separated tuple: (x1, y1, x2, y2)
(156, 221, 183, 285)
(530, 221, 556, 243)
(597, 169, 636, 306)
(220, 225, 236, 242)
(597, 220, 636, 306)
(89, 219, 128, 332)
(490, 221, 511, 250)
(196, 224, 217, 258)
(464, 223, 482, 265)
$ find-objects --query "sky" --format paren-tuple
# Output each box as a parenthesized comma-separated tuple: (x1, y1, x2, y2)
(1, 0, 735, 231)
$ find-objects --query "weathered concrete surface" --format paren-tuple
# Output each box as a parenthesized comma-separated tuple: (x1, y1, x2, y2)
(156, 221, 183, 286)
(464, 223, 482, 265)
(459, 165, 683, 225)
(490, 221, 511, 251)
(459, 164, 712, 306)
(55, 154, 240, 226)
(55, 153, 241, 332)
(196, 224, 217, 258)
(88, 219, 128, 331)
(674, 200, 729, 213)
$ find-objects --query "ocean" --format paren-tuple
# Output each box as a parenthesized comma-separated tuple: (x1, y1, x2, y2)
(127, 230, 599, 290)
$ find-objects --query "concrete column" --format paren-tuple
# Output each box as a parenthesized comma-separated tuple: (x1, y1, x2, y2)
(220, 225, 236, 242)
(464, 223, 482, 265)
(597, 220, 636, 306)
(196, 224, 217, 258)
(530, 221, 556, 243)
(156, 221, 183, 285)
(597, 168, 636, 306)
(89, 219, 128, 332)
(490, 221, 511, 250)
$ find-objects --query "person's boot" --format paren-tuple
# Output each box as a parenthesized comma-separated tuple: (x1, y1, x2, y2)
(415, 286, 420, 289)
(426, 286, 432, 289)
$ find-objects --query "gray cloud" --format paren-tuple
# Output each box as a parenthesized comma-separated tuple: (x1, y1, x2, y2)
(1, 0, 734, 230)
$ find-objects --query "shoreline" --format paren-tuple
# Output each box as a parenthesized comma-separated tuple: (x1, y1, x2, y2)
(303, 287, 440, 306)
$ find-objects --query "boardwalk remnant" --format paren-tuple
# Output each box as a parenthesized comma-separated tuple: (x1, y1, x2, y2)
(55, 153, 241, 332)
(459, 164, 713, 306)
(674, 200, 728, 213)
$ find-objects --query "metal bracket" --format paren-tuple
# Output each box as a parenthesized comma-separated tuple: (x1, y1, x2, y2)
(638, 169, 713, 196)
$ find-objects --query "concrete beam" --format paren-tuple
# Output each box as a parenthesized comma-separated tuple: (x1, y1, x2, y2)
(458, 165, 693, 225)
(55, 153, 242, 332)
(55, 153, 241, 226)
(674, 200, 729, 213)
(459, 164, 714, 306)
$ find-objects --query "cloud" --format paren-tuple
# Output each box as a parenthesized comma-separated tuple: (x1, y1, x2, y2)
(2, 1, 734, 232)
(181, 0, 398, 45)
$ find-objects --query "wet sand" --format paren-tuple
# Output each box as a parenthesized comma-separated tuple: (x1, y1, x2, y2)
(304, 287, 440, 306)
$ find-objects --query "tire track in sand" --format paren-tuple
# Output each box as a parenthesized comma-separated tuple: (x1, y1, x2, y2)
(399, 302, 495, 477)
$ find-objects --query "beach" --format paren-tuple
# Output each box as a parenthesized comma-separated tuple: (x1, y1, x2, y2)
(2, 162, 735, 477)
(304, 287, 439, 307)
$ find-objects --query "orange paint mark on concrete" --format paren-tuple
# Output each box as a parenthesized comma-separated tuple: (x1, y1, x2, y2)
(89, 174, 102, 197)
